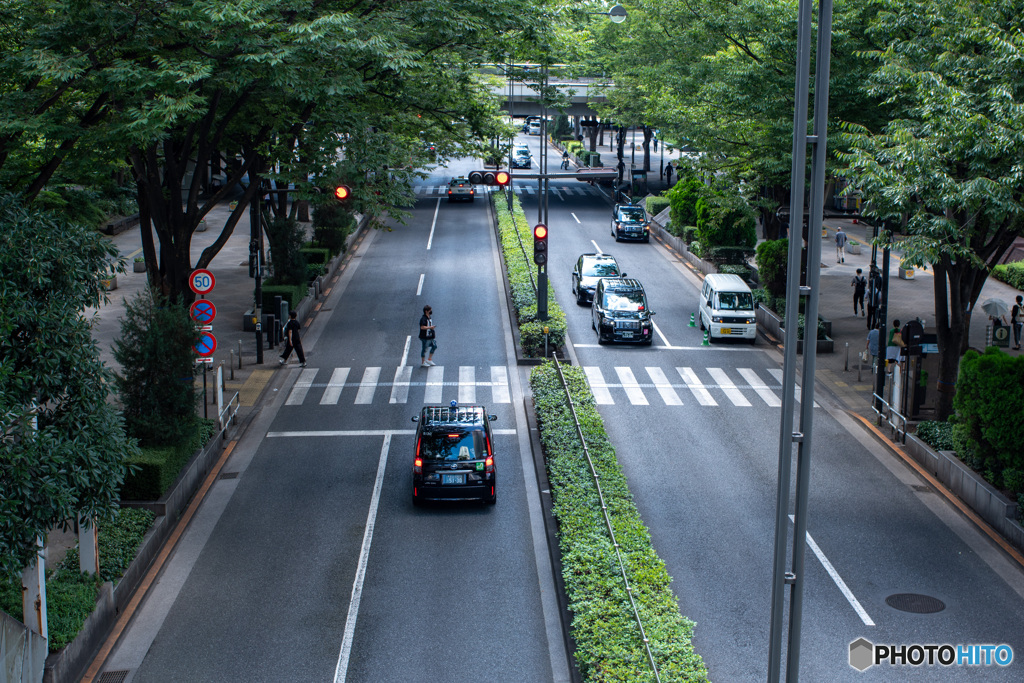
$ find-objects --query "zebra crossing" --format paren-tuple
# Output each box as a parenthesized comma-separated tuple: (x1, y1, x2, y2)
(282, 365, 511, 406)
(281, 363, 815, 409)
(415, 184, 601, 197)
(582, 366, 818, 408)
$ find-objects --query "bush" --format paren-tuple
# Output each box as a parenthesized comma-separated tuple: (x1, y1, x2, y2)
(682, 226, 699, 244)
(261, 283, 307, 314)
(756, 239, 789, 297)
(121, 419, 216, 500)
(718, 264, 753, 283)
(646, 196, 670, 218)
(953, 348, 1024, 484)
(916, 420, 956, 451)
(114, 288, 199, 447)
(266, 216, 308, 285)
(312, 202, 356, 255)
(992, 261, 1024, 291)
(695, 192, 757, 252)
(666, 173, 704, 229)
(493, 195, 567, 356)
(530, 363, 709, 681)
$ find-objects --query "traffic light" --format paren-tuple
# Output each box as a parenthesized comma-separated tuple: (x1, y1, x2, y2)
(332, 184, 352, 202)
(533, 224, 548, 265)
(467, 170, 511, 186)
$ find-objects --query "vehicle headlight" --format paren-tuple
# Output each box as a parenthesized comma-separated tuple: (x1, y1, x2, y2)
(746, 317, 756, 324)
(712, 316, 724, 323)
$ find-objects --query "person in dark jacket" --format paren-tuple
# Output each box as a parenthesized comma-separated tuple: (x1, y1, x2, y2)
(279, 310, 306, 367)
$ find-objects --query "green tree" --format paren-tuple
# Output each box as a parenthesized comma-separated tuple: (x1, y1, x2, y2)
(112, 288, 199, 448)
(841, 0, 1024, 420)
(0, 193, 138, 576)
(756, 238, 789, 298)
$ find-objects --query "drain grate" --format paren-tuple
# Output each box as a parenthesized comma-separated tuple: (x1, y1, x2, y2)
(97, 670, 131, 683)
(218, 471, 239, 480)
(886, 593, 946, 614)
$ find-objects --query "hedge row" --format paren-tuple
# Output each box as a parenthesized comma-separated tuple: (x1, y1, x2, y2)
(0, 508, 155, 651)
(531, 363, 708, 682)
(492, 194, 567, 356)
(992, 261, 1024, 291)
(121, 419, 217, 500)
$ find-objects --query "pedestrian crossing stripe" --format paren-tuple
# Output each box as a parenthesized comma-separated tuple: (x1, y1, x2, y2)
(282, 364, 816, 408)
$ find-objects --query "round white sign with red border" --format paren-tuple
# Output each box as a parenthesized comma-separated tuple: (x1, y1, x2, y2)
(189, 269, 215, 295)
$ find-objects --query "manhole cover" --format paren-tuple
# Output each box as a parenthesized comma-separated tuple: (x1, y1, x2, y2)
(886, 593, 945, 614)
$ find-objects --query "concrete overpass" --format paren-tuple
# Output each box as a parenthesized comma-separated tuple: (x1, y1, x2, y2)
(488, 76, 612, 118)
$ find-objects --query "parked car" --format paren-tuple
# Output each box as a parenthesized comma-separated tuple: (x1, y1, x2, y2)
(412, 402, 498, 505)
(698, 273, 757, 343)
(572, 253, 624, 305)
(611, 202, 650, 242)
(447, 176, 475, 202)
(591, 278, 655, 345)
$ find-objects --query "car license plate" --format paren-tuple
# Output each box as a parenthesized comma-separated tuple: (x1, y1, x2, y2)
(621, 331, 634, 339)
(721, 328, 731, 335)
(441, 473, 465, 485)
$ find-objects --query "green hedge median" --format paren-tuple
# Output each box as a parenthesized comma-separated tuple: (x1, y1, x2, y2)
(531, 362, 708, 682)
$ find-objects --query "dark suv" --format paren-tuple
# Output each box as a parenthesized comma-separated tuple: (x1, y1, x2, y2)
(572, 253, 624, 305)
(412, 402, 497, 505)
(611, 203, 650, 242)
(591, 278, 655, 344)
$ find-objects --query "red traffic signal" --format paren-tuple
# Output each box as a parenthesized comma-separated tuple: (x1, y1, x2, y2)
(494, 170, 510, 186)
(333, 185, 352, 202)
(468, 170, 511, 186)
(533, 223, 548, 265)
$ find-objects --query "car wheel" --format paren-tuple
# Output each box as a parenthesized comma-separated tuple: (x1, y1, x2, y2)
(592, 316, 596, 330)
(748, 336, 757, 345)
(699, 316, 706, 331)
(644, 337, 654, 346)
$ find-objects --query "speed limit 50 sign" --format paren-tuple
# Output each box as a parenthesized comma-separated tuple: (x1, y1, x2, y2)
(189, 269, 215, 295)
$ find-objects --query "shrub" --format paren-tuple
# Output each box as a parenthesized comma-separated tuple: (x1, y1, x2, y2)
(261, 283, 307, 313)
(719, 264, 753, 283)
(121, 419, 216, 499)
(266, 216, 308, 285)
(666, 173, 704, 229)
(114, 288, 199, 447)
(312, 202, 356, 255)
(992, 261, 1024, 291)
(682, 226, 699, 244)
(953, 348, 1024, 482)
(756, 239, 789, 297)
(916, 420, 956, 451)
(646, 196, 670, 218)
(695, 192, 757, 252)
(530, 363, 709, 681)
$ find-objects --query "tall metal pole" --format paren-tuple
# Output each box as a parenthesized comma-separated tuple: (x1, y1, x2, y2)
(537, 63, 549, 321)
(252, 188, 264, 364)
(768, 0, 833, 679)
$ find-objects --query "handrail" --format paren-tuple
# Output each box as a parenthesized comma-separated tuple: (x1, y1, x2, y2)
(871, 393, 907, 443)
(219, 391, 240, 435)
(550, 355, 661, 682)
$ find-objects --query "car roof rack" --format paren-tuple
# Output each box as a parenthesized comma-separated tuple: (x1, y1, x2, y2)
(422, 405, 485, 429)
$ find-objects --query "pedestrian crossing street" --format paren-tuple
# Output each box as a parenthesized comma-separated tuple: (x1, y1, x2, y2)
(416, 184, 602, 197)
(283, 364, 816, 408)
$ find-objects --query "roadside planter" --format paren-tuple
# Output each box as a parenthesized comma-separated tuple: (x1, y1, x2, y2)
(133, 257, 146, 273)
(899, 261, 915, 279)
(756, 305, 834, 353)
(847, 240, 861, 255)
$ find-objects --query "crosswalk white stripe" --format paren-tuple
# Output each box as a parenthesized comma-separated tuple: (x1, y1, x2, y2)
(320, 368, 350, 405)
(459, 366, 476, 404)
(738, 368, 782, 406)
(354, 367, 380, 404)
(424, 365, 443, 403)
(287, 368, 319, 405)
(615, 367, 648, 405)
(707, 368, 751, 406)
(389, 365, 412, 404)
(491, 366, 510, 404)
(767, 368, 819, 407)
(646, 367, 683, 405)
(584, 367, 614, 404)
(677, 367, 717, 406)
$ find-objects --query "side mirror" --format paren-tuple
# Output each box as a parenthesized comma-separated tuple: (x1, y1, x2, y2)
(620, 272, 627, 278)
(411, 416, 419, 422)
(706, 299, 713, 308)
(488, 415, 497, 421)
(650, 311, 656, 316)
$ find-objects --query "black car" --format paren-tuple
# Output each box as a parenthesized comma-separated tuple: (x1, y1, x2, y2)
(571, 253, 624, 305)
(412, 402, 497, 505)
(611, 203, 650, 242)
(591, 278, 655, 344)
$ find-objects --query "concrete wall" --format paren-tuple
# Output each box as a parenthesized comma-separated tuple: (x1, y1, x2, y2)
(1, 609, 48, 683)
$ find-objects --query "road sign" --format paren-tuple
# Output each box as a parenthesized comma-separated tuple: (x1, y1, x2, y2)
(189, 269, 216, 295)
(194, 332, 217, 357)
(189, 299, 217, 325)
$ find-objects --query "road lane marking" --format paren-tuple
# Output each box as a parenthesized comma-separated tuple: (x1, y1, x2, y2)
(286, 368, 318, 405)
(459, 365, 476, 404)
(426, 198, 441, 250)
(491, 366, 510, 404)
(646, 367, 683, 405)
(676, 367, 717, 405)
(416, 273, 424, 295)
(615, 367, 649, 405)
(424, 365, 444, 403)
(334, 434, 392, 683)
(400, 335, 411, 367)
(572, 212, 582, 224)
(354, 367, 380, 404)
(738, 368, 782, 406)
(790, 515, 875, 626)
(651, 319, 670, 347)
(591, 239, 602, 253)
(768, 368, 819, 407)
(707, 368, 751, 406)
(320, 368, 350, 405)
(389, 365, 412, 403)
(583, 366, 614, 404)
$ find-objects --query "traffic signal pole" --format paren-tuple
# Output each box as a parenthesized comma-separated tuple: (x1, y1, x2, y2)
(536, 64, 550, 321)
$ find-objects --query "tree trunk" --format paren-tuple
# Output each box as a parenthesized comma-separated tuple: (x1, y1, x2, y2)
(642, 127, 652, 172)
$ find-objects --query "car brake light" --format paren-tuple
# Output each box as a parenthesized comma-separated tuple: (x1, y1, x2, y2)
(414, 457, 422, 474)
(485, 455, 494, 473)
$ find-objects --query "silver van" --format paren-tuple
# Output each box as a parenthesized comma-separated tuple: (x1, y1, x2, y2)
(699, 273, 757, 343)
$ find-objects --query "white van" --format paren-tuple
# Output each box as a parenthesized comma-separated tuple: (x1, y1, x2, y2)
(699, 273, 757, 344)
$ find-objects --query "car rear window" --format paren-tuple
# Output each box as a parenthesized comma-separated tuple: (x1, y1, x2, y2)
(420, 430, 486, 461)
(582, 261, 619, 277)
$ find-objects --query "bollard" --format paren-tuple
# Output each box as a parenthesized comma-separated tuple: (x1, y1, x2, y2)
(844, 342, 849, 371)
(229, 350, 236, 380)
(237, 340, 243, 369)
(689, 313, 696, 327)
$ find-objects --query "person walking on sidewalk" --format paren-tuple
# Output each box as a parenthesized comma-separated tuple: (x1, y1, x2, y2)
(1012, 295, 1023, 350)
(852, 268, 867, 316)
(866, 324, 881, 369)
(835, 226, 848, 263)
(419, 305, 437, 367)
(279, 310, 306, 367)
(866, 266, 882, 328)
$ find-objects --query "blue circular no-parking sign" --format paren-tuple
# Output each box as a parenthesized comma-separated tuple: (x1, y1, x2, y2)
(194, 332, 217, 357)
(190, 299, 217, 325)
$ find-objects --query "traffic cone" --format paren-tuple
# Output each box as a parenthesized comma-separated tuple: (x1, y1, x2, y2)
(702, 330, 710, 346)
(689, 313, 696, 327)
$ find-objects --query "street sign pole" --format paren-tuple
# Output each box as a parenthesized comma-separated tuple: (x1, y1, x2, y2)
(252, 190, 264, 364)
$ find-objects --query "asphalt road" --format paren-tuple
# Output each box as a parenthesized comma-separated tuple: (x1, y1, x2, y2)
(112, 157, 566, 682)
(518, 132, 1024, 681)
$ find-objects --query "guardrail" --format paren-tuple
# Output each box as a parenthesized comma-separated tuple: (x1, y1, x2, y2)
(219, 390, 240, 434)
(551, 355, 661, 682)
(872, 393, 907, 443)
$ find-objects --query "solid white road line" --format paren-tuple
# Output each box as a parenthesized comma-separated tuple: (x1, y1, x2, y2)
(572, 212, 582, 224)
(334, 434, 392, 683)
(651, 319, 670, 347)
(354, 367, 380, 404)
(320, 368, 350, 405)
(615, 366, 649, 405)
(286, 368, 318, 406)
(707, 367, 751, 407)
(789, 515, 875, 627)
(426, 198, 441, 250)
(416, 273, 424, 296)
(646, 367, 683, 405)
(400, 335, 411, 368)
(591, 239, 602, 253)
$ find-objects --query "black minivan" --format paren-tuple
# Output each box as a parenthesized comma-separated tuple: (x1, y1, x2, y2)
(591, 278, 655, 345)
(412, 402, 497, 505)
